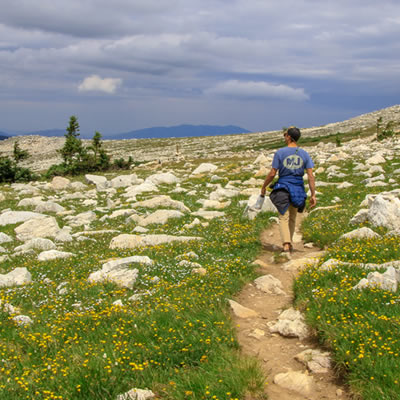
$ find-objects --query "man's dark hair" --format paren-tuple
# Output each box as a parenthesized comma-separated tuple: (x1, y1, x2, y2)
(287, 127, 301, 142)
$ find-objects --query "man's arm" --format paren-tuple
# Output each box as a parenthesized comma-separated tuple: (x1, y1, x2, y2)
(306, 168, 316, 207)
(261, 168, 277, 196)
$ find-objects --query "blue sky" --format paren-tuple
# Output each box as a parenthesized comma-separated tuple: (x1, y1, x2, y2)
(0, 0, 399, 136)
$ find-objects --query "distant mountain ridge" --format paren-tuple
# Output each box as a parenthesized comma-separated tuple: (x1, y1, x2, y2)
(103, 124, 250, 140)
(0, 131, 10, 140)
(0, 125, 250, 140)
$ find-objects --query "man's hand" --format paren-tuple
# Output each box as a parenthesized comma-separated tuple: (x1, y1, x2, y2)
(309, 194, 317, 208)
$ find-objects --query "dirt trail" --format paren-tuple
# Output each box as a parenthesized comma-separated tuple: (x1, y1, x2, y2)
(232, 214, 352, 400)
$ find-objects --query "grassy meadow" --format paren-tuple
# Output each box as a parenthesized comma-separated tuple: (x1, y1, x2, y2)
(296, 152, 400, 400)
(0, 166, 272, 400)
(0, 130, 399, 400)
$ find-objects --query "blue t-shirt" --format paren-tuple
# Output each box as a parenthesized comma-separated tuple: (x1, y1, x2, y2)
(272, 147, 314, 177)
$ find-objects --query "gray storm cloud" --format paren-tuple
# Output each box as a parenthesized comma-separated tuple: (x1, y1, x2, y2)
(0, 0, 399, 133)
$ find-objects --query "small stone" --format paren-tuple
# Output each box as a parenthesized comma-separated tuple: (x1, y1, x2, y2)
(228, 300, 259, 318)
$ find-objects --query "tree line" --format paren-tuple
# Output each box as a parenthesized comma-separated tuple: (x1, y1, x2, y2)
(0, 116, 135, 183)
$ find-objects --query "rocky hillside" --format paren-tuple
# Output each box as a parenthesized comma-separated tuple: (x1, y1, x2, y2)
(1, 104, 399, 172)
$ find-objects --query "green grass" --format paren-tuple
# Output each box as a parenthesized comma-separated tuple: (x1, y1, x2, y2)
(0, 172, 271, 400)
(295, 152, 400, 399)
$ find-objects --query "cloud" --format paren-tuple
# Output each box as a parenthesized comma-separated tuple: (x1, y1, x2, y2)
(78, 75, 122, 94)
(205, 80, 309, 101)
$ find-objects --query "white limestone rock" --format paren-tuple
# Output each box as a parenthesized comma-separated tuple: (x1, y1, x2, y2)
(192, 210, 225, 220)
(70, 181, 88, 191)
(64, 211, 97, 227)
(350, 209, 369, 225)
(132, 195, 190, 213)
(123, 182, 158, 198)
(110, 234, 202, 249)
(295, 349, 332, 374)
(268, 308, 309, 340)
(353, 266, 400, 292)
(0, 211, 45, 226)
(14, 238, 56, 252)
(85, 174, 109, 190)
(209, 187, 239, 200)
(191, 163, 218, 175)
(55, 228, 74, 242)
(13, 315, 33, 327)
(15, 216, 61, 241)
(201, 199, 231, 209)
(366, 154, 386, 165)
(110, 174, 142, 188)
(137, 210, 184, 226)
(0, 267, 32, 288)
(337, 182, 353, 189)
(18, 196, 43, 208)
(340, 227, 381, 240)
(368, 194, 400, 231)
(273, 370, 313, 396)
(88, 256, 152, 289)
(116, 388, 155, 400)
(51, 176, 71, 190)
(145, 172, 180, 185)
(109, 209, 137, 219)
(320, 259, 344, 271)
(254, 274, 286, 295)
(35, 201, 66, 213)
(38, 250, 74, 261)
(228, 299, 259, 318)
(0, 232, 13, 244)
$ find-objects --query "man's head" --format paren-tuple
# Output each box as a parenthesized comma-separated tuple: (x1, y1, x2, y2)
(285, 126, 301, 142)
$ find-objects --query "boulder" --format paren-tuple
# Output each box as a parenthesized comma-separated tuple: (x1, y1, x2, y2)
(368, 194, 400, 231)
(132, 195, 190, 213)
(64, 211, 97, 227)
(192, 210, 225, 220)
(254, 274, 286, 295)
(14, 238, 56, 252)
(69, 182, 88, 191)
(35, 201, 66, 213)
(273, 370, 313, 396)
(15, 216, 61, 241)
(350, 209, 369, 225)
(110, 234, 202, 249)
(0, 232, 13, 244)
(110, 174, 142, 188)
(137, 210, 184, 226)
(191, 163, 218, 175)
(295, 349, 332, 374)
(0, 267, 32, 288)
(353, 266, 400, 292)
(340, 227, 381, 240)
(109, 209, 137, 219)
(366, 154, 386, 165)
(88, 255, 152, 289)
(38, 250, 74, 261)
(145, 172, 180, 185)
(51, 176, 71, 190)
(123, 182, 158, 198)
(0, 211, 45, 226)
(268, 308, 309, 340)
(18, 196, 43, 207)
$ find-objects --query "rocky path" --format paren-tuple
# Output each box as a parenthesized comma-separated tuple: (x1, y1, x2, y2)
(231, 216, 352, 400)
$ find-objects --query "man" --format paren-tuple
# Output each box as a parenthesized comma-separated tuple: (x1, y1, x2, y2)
(260, 127, 316, 252)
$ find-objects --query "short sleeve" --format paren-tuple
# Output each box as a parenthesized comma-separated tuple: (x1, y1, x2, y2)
(272, 151, 280, 169)
(304, 152, 314, 169)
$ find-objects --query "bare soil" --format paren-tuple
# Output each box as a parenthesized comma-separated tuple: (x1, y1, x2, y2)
(232, 215, 352, 400)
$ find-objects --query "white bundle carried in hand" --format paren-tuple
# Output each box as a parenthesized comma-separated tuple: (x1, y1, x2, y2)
(254, 195, 265, 210)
